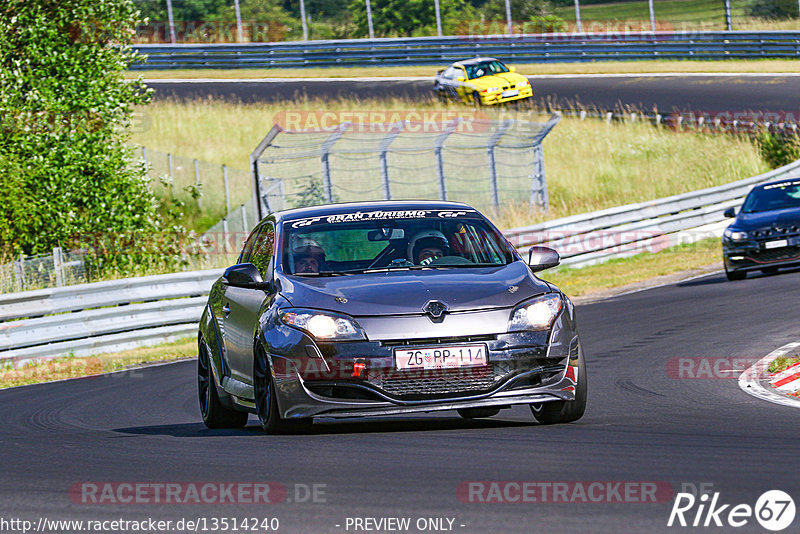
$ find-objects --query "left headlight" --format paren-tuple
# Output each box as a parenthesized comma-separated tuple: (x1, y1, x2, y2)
(508, 293, 563, 332)
(279, 308, 367, 341)
(486, 86, 500, 93)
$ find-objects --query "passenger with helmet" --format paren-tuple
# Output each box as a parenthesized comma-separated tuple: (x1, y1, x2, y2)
(292, 237, 326, 274)
(407, 230, 451, 265)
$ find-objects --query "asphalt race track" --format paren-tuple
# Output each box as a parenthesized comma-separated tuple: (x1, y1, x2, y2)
(146, 75, 800, 115)
(2, 269, 799, 533)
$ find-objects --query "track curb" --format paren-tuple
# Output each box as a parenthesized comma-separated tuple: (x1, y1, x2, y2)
(739, 342, 800, 409)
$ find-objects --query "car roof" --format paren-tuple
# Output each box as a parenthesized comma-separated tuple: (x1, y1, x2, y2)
(270, 200, 475, 223)
(452, 57, 499, 67)
(752, 177, 800, 191)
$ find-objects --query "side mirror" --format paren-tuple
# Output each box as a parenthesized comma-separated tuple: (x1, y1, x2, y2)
(508, 66, 517, 72)
(224, 263, 270, 289)
(528, 246, 560, 272)
(723, 207, 736, 218)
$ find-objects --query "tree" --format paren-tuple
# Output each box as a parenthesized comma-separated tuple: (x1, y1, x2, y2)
(0, 0, 156, 257)
(348, 0, 478, 37)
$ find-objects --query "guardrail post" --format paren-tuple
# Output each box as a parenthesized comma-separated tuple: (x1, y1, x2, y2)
(487, 119, 513, 211)
(379, 121, 405, 200)
(320, 122, 351, 204)
(53, 247, 64, 288)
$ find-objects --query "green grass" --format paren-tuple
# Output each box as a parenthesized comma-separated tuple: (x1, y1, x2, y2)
(768, 355, 800, 374)
(129, 98, 768, 231)
(543, 237, 721, 296)
(553, 0, 799, 31)
(127, 58, 800, 80)
(0, 338, 196, 389)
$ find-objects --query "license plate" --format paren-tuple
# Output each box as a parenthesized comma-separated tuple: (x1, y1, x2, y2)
(395, 344, 488, 371)
(501, 89, 519, 98)
(764, 239, 788, 249)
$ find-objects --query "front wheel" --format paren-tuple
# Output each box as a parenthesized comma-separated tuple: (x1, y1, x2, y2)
(725, 266, 746, 281)
(530, 358, 587, 425)
(472, 91, 483, 107)
(198, 339, 248, 429)
(254, 348, 312, 434)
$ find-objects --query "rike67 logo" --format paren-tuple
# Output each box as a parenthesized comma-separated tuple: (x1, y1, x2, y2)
(668, 489, 795, 531)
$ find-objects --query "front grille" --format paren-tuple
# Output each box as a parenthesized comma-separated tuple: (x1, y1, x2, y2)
(752, 227, 800, 238)
(750, 246, 800, 262)
(367, 361, 514, 398)
(380, 334, 496, 347)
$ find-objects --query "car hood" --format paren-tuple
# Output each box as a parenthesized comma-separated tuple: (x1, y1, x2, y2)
(277, 261, 550, 316)
(473, 73, 527, 87)
(734, 206, 800, 230)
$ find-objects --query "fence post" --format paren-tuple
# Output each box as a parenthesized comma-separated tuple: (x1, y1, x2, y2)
(531, 145, 549, 212)
(222, 164, 231, 215)
(14, 254, 26, 292)
(53, 247, 64, 288)
(320, 122, 351, 204)
(241, 203, 248, 234)
(194, 158, 203, 210)
(141, 146, 147, 166)
(434, 118, 461, 201)
(487, 119, 513, 211)
(378, 121, 405, 201)
(222, 218, 230, 254)
(167, 153, 174, 182)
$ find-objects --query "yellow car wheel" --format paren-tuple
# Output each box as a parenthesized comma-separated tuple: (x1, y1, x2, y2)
(472, 91, 482, 107)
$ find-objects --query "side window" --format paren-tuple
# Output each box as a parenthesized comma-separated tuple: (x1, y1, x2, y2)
(250, 224, 275, 279)
(239, 227, 261, 264)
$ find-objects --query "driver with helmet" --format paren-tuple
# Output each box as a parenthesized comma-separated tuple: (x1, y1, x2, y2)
(407, 230, 451, 265)
(292, 237, 326, 274)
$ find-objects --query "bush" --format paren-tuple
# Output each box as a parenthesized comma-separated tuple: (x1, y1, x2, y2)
(747, 0, 799, 18)
(756, 131, 800, 169)
(0, 0, 160, 264)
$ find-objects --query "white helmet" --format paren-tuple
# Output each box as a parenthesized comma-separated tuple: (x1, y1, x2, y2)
(407, 230, 449, 263)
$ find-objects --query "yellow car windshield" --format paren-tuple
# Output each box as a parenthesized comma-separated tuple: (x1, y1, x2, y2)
(465, 61, 509, 80)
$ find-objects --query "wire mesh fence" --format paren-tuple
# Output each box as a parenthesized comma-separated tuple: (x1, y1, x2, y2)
(0, 248, 87, 294)
(252, 115, 561, 219)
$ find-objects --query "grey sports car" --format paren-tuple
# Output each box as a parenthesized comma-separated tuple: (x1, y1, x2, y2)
(197, 201, 587, 433)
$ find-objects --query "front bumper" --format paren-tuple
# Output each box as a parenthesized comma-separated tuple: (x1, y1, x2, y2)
(265, 314, 581, 419)
(481, 86, 533, 105)
(723, 240, 800, 272)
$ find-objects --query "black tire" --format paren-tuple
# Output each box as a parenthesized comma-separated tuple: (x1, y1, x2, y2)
(254, 347, 312, 434)
(472, 91, 483, 107)
(457, 407, 501, 419)
(725, 267, 746, 281)
(198, 339, 248, 429)
(530, 358, 587, 425)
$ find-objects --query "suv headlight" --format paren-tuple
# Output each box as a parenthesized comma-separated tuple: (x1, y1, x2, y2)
(508, 293, 563, 332)
(723, 228, 748, 242)
(279, 308, 367, 341)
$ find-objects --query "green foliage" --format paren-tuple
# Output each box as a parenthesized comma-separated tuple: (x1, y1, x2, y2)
(0, 0, 182, 276)
(747, 0, 799, 18)
(348, 0, 479, 37)
(481, 0, 555, 20)
(756, 131, 800, 169)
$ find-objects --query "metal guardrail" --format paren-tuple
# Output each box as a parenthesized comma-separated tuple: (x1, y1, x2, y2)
(131, 31, 800, 69)
(3, 158, 800, 363)
(505, 159, 800, 268)
(0, 270, 222, 363)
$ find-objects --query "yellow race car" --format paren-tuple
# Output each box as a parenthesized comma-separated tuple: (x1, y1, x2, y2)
(434, 57, 533, 106)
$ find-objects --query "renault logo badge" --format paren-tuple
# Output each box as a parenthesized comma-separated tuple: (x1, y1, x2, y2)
(423, 300, 448, 322)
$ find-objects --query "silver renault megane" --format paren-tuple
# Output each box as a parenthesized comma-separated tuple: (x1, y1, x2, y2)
(197, 200, 586, 433)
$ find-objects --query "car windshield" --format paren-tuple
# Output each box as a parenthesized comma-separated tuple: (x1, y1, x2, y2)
(741, 181, 800, 213)
(464, 60, 509, 80)
(281, 209, 517, 275)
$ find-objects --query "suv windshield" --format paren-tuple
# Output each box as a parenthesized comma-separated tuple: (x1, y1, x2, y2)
(465, 60, 509, 79)
(742, 181, 800, 213)
(281, 209, 516, 275)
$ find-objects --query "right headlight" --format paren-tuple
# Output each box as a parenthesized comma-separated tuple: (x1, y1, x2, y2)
(508, 293, 563, 332)
(723, 228, 748, 242)
(278, 308, 366, 341)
